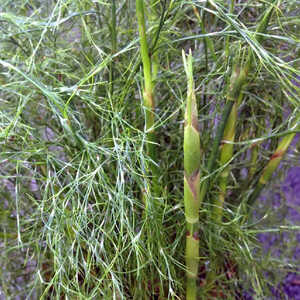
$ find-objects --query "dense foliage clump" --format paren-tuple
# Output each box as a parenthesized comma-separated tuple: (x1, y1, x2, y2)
(0, 0, 299, 298)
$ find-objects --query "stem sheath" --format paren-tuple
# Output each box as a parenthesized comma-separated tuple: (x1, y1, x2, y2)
(183, 50, 202, 300)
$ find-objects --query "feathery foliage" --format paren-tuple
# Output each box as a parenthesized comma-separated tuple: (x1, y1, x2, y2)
(0, 0, 299, 299)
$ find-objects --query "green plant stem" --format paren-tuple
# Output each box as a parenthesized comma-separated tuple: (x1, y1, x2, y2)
(213, 103, 237, 222)
(248, 129, 298, 206)
(211, 61, 247, 222)
(183, 50, 201, 300)
(198, 100, 235, 207)
(136, 0, 157, 179)
(212, 1, 277, 222)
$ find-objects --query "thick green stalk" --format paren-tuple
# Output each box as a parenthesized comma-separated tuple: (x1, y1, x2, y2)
(212, 1, 277, 222)
(211, 63, 246, 222)
(248, 129, 298, 206)
(136, 0, 157, 174)
(198, 66, 247, 207)
(183, 50, 201, 300)
(198, 47, 249, 207)
(212, 103, 237, 222)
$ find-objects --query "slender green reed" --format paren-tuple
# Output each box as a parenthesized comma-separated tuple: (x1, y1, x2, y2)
(198, 96, 236, 209)
(211, 52, 247, 222)
(136, 0, 157, 187)
(212, 2, 277, 222)
(195, 2, 276, 207)
(248, 120, 299, 206)
(183, 50, 202, 300)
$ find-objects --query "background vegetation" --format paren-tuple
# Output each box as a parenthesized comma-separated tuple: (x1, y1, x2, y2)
(0, 0, 299, 299)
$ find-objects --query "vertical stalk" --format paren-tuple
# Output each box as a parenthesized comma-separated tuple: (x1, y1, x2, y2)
(183, 50, 202, 300)
(212, 63, 246, 222)
(212, 103, 237, 222)
(199, 66, 247, 208)
(136, 0, 157, 178)
(212, 1, 277, 222)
